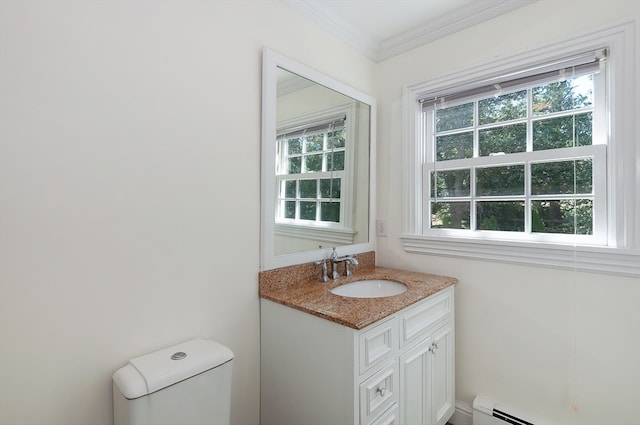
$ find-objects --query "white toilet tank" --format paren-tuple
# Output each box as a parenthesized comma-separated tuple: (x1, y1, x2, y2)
(113, 338, 233, 425)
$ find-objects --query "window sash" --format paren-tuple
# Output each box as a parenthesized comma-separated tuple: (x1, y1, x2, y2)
(422, 144, 607, 244)
(276, 171, 346, 226)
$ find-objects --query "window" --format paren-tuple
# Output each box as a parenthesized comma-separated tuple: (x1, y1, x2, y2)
(423, 64, 606, 245)
(401, 23, 639, 276)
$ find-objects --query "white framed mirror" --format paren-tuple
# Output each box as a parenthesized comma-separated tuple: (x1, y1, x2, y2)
(261, 48, 376, 270)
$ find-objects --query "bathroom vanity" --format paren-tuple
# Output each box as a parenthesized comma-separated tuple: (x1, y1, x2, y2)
(259, 49, 456, 425)
(259, 254, 457, 425)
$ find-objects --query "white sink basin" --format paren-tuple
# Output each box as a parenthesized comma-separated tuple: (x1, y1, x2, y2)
(331, 279, 407, 298)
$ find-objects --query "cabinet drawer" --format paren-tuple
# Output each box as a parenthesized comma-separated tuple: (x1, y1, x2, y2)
(359, 361, 398, 425)
(359, 317, 396, 374)
(399, 287, 453, 348)
(369, 403, 398, 425)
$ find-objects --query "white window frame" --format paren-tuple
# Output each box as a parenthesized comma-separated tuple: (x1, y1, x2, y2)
(401, 22, 639, 276)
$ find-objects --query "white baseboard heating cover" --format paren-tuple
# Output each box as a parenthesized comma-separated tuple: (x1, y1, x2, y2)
(473, 396, 537, 425)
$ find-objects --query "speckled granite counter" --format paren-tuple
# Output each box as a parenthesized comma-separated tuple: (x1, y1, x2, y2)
(259, 252, 457, 330)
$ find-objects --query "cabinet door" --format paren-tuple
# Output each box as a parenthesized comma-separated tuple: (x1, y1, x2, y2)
(398, 336, 431, 425)
(399, 321, 455, 425)
(430, 322, 454, 425)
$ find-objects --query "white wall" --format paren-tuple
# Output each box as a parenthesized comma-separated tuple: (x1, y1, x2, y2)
(4, 1, 638, 424)
(375, 1, 640, 424)
(0, 1, 374, 424)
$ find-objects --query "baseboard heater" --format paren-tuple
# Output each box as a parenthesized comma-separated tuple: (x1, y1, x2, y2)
(473, 396, 536, 425)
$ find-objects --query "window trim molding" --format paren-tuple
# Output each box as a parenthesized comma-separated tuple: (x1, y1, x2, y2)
(401, 234, 640, 277)
(401, 21, 639, 277)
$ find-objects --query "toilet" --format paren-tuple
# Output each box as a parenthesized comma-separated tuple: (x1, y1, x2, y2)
(112, 338, 233, 425)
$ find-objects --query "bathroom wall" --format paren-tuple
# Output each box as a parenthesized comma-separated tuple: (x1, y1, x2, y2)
(0, 1, 374, 424)
(375, 1, 639, 424)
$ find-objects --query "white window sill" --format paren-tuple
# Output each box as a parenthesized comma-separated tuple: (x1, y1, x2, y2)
(275, 222, 355, 245)
(401, 234, 640, 277)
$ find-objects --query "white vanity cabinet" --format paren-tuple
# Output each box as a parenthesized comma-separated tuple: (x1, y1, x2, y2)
(260, 286, 454, 425)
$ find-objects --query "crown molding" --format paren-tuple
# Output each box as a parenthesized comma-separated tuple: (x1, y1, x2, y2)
(281, 0, 536, 62)
(377, 0, 537, 61)
(280, 0, 380, 59)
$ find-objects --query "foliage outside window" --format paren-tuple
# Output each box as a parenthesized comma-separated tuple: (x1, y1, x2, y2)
(423, 69, 606, 244)
(276, 123, 346, 226)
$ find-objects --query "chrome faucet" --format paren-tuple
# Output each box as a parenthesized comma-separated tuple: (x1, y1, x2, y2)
(329, 247, 359, 279)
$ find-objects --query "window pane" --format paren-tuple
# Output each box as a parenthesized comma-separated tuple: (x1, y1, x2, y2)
(476, 201, 525, 231)
(532, 75, 594, 115)
(574, 112, 593, 147)
(478, 90, 527, 124)
(430, 169, 470, 197)
(531, 159, 592, 195)
(320, 178, 341, 199)
(436, 131, 473, 161)
(479, 123, 527, 156)
(431, 201, 470, 229)
(533, 112, 593, 151)
(288, 156, 301, 174)
(287, 138, 302, 154)
(476, 165, 524, 196)
(328, 129, 346, 149)
(531, 199, 593, 234)
(327, 150, 345, 171)
(305, 134, 323, 152)
(436, 102, 473, 132)
(299, 201, 316, 220)
(320, 201, 340, 222)
(284, 201, 296, 219)
(284, 180, 296, 198)
(299, 179, 317, 198)
(305, 153, 323, 172)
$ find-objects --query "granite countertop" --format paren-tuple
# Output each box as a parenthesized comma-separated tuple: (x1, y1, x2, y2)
(259, 252, 457, 330)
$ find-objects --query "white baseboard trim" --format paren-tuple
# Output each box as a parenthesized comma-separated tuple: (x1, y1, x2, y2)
(450, 400, 473, 425)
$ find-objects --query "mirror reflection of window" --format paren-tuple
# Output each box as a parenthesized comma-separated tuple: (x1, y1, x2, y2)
(277, 117, 346, 226)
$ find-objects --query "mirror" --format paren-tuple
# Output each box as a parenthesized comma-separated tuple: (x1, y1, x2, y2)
(261, 49, 376, 270)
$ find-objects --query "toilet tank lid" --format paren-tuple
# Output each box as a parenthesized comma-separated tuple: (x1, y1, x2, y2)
(113, 338, 233, 399)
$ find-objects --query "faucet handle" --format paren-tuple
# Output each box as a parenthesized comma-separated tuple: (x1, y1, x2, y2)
(314, 259, 329, 283)
(344, 256, 358, 277)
